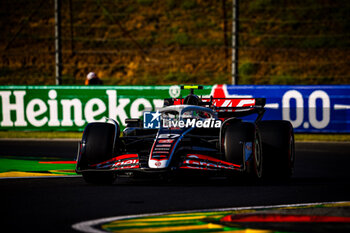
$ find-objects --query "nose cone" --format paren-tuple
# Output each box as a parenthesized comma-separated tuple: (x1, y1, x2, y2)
(148, 131, 181, 169)
(149, 159, 169, 169)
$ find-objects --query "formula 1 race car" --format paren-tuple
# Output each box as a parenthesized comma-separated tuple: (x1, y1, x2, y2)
(76, 86, 295, 184)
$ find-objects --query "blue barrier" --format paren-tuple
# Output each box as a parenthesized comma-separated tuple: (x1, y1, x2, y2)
(213, 85, 350, 133)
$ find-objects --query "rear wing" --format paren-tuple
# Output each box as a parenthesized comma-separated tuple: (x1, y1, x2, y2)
(164, 97, 266, 118)
(163, 85, 265, 119)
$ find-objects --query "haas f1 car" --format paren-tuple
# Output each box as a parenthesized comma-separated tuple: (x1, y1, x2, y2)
(76, 86, 295, 184)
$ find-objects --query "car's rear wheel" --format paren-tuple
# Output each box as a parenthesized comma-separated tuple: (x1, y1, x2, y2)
(258, 120, 295, 180)
(80, 122, 117, 184)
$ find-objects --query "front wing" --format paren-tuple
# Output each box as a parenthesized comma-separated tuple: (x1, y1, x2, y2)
(76, 153, 244, 174)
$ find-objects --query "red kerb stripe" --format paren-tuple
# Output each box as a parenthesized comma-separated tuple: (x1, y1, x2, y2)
(221, 214, 350, 223)
(39, 161, 77, 164)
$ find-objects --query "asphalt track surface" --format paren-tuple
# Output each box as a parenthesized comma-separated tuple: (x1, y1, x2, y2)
(1, 140, 350, 233)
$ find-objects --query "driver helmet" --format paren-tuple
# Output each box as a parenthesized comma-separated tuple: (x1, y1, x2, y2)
(184, 94, 200, 105)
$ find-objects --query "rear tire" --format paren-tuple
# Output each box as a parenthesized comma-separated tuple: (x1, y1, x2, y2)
(258, 120, 295, 180)
(80, 122, 117, 184)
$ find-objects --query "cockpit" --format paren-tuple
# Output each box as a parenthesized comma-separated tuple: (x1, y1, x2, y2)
(160, 105, 217, 121)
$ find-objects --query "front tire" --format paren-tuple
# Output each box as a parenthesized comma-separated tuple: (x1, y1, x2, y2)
(224, 121, 263, 180)
(79, 122, 117, 184)
(249, 129, 263, 180)
(224, 121, 254, 165)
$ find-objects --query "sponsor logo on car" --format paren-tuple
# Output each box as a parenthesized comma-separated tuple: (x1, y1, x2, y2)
(155, 161, 161, 167)
(158, 139, 174, 143)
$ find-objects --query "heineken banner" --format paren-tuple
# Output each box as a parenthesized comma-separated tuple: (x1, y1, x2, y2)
(0, 85, 349, 132)
(0, 85, 211, 131)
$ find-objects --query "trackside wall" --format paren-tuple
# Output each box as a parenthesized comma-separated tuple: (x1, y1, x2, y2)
(0, 85, 349, 132)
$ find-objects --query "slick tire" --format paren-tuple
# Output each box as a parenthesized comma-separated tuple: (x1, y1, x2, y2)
(258, 120, 295, 180)
(248, 128, 263, 180)
(80, 122, 117, 184)
(224, 122, 263, 180)
(224, 122, 254, 164)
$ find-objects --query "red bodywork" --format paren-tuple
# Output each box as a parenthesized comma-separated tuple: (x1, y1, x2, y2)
(90, 153, 243, 172)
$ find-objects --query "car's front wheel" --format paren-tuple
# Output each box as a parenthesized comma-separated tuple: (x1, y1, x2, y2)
(224, 121, 263, 180)
(79, 122, 117, 184)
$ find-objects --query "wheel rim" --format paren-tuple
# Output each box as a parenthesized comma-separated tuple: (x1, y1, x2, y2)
(254, 136, 262, 178)
(289, 134, 295, 174)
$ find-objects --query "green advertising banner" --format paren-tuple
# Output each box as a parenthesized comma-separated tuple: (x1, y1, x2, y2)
(0, 85, 212, 131)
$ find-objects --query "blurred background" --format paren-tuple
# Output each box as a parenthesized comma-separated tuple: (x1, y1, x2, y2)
(1, 0, 350, 85)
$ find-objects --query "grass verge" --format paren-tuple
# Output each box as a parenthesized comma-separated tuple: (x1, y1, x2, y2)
(294, 134, 350, 142)
(0, 131, 82, 139)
